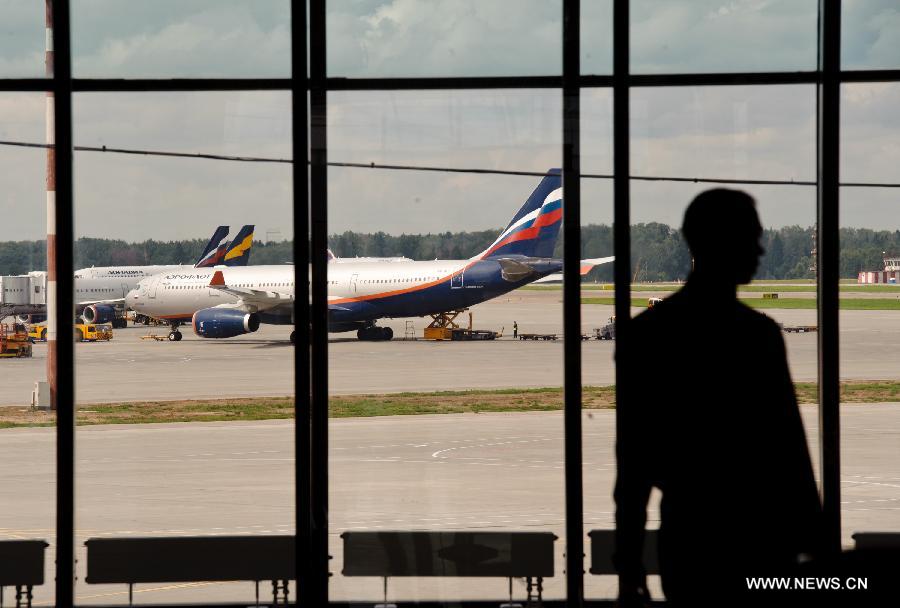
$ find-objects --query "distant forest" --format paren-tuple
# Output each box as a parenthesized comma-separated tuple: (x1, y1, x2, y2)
(1, 224, 898, 281)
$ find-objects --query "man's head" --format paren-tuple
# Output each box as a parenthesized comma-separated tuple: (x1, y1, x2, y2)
(682, 188, 764, 285)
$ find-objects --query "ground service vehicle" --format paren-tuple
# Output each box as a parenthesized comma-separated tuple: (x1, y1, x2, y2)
(0, 324, 32, 357)
(75, 323, 113, 342)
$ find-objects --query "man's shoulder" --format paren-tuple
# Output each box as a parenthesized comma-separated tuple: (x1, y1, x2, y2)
(735, 300, 782, 332)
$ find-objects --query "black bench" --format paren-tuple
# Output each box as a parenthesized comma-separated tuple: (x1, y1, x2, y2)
(85, 535, 294, 606)
(0, 540, 48, 608)
(342, 531, 556, 607)
(588, 529, 660, 575)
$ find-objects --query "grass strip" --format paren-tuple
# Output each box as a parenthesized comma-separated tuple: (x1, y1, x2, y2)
(531, 283, 895, 294)
(1, 382, 898, 429)
(581, 297, 900, 310)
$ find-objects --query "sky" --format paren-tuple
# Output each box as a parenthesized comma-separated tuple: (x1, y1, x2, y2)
(0, 0, 898, 243)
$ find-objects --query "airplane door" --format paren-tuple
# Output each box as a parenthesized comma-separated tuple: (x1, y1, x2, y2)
(450, 271, 463, 289)
(149, 276, 160, 299)
(121, 283, 129, 298)
(350, 273, 358, 293)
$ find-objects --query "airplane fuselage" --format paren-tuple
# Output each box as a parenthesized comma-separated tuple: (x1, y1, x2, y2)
(128, 258, 561, 331)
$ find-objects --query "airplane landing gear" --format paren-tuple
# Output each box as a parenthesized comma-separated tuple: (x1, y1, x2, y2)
(357, 326, 393, 341)
(167, 322, 183, 342)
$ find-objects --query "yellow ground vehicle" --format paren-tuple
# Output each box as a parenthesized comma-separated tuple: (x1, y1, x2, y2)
(0, 324, 33, 358)
(28, 323, 113, 342)
(27, 324, 48, 342)
(74, 323, 113, 342)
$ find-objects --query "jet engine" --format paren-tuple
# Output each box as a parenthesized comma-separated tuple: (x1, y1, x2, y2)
(192, 308, 260, 339)
(82, 304, 117, 324)
(17, 314, 47, 324)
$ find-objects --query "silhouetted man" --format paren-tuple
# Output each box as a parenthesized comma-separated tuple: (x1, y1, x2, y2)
(614, 189, 823, 607)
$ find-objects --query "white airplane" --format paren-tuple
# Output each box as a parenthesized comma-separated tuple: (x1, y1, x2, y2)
(327, 249, 412, 263)
(127, 170, 613, 342)
(14, 226, 254, 326)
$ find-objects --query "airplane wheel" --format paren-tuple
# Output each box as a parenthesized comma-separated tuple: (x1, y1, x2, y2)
(290, 331, 295, 344)
(382, 327, 393, 341)
(174, 331, 183, 341)
(357, 328, 367, 341)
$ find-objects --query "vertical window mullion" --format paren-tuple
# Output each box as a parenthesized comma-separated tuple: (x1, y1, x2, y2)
(51, 0, 76, 606)
(291, 0, 312, 602)
(309, 0, 330, 604)
(562, 0, 583, 605)
(816, 0, 842, 553)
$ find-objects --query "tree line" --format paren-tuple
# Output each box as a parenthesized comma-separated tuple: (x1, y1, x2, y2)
(1, 225, 898, 281)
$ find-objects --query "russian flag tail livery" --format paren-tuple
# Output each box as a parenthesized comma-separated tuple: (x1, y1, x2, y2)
(194, 225, 230, 268)
(479, 169, 563, 260)
(223, 225, 255, 267)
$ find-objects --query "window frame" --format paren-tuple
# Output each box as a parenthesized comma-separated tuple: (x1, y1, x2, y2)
(1, 0, 897, 605)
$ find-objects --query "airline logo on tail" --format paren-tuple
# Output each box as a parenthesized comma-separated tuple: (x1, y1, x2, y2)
(480, 169, 563, 260)
(223, 225, 255, 266)
(194, 226, 230, 268)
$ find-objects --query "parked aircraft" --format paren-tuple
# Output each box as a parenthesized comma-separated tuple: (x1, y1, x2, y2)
(127, 170, 613, 342)
(327, 249, 413, 263)
(75, 225, 256, 325)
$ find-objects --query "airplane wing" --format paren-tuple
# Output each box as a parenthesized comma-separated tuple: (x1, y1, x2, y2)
(208, 270, 293, 311)
(579, 256, 615, 275)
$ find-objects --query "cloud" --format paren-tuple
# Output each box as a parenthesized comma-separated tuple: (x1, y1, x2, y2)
(327, 0, 562, 77)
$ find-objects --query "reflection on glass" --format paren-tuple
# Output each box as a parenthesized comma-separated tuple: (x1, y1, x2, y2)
(0, 1, 45, 77)
(72, 91, 294, 604)
(71, 0, 291, 78)
(328, 90, 565, 602)
(0, 93, 54, 605)
(327, 0, 562, 77)
(631, 0, 817, 74)
(838, 80, 900, 548)
(842, 0, 900, 70)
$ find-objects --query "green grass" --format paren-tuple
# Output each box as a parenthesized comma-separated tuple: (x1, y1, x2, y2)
(1, 382, 897, 429)
(562, 283, 899, 294)
(581, 296, 900, 310)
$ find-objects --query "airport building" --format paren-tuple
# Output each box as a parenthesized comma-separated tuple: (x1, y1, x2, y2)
(1, 2, 899, 607)
(858, 257, 900, 284)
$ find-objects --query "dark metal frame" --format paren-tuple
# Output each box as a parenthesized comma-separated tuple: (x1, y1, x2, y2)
(1, 1, 897, 605)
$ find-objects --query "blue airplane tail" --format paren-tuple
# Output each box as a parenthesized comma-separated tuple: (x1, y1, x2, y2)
(194, 226, 230, 268)
(223, 224, 255, 267)
(479, 169, 562, 260)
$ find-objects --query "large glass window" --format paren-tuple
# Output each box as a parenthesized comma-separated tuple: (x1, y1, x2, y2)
(71, 91, 294, 604)
(839, 82, 900, 548)
(327, 89, 566, 602)
(3, 2, 899, 605)
(0, 92, 54, 606)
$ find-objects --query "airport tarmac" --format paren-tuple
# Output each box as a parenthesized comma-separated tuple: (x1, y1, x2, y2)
(1, 406, 897, 605)
(0, 290, 899, 406)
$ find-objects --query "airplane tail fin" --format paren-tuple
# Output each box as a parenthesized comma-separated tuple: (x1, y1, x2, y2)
(223, 225, 255, 267)
(479, 169, 563, 260)
(194, 226, 230, 268)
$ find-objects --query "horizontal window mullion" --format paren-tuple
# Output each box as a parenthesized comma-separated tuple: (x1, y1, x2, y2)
(71, 78, 294, 92)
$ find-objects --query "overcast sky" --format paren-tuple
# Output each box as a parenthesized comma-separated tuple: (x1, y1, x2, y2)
(1, 0, 898, 243)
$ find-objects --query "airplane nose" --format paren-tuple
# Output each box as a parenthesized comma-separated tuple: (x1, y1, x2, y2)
(126, 289, 141, 305)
